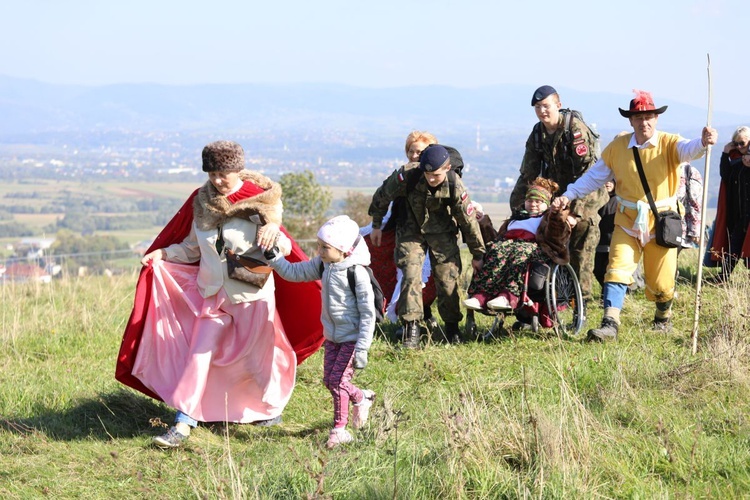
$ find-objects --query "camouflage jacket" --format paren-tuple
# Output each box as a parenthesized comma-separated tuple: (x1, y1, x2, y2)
(368, 163, 486, 259)
(510, 111, 606, 217)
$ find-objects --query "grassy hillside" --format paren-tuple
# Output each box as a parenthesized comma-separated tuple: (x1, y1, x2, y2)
(1, 250, 749, 498)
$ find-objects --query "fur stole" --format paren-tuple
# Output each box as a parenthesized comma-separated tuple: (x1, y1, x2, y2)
(193, 170, 282, 231)
(536, 207, 572, 265)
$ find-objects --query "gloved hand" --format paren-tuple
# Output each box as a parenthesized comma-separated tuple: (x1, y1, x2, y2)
(353, 350, 368, 369)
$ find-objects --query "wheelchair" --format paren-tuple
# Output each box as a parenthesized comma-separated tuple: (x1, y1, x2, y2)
(464, 261, 585, 340)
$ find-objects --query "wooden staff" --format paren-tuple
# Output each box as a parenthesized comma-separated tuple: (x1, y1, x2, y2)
(691, 54, 712, 355)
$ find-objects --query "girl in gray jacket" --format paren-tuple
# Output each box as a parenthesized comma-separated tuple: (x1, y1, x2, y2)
(268, 215, 376, 448)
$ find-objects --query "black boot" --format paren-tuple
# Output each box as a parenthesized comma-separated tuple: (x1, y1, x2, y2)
(401, 321, 421, 349)
(445, 322, 463, 344)
(586, 316, 619, 342)
(652, 301, 673, 332)
(652, 316, 672, 332)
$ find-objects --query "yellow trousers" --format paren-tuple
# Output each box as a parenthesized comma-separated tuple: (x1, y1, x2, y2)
(604, 225, 678, 303)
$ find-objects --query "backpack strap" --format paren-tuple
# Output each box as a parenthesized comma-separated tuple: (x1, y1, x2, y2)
(532, 122, 543, 155)
(447, 169, 456, 200)
(561, 109, 573, 164)
(532, 122, 549, 177)
(347, 265, 357, 295)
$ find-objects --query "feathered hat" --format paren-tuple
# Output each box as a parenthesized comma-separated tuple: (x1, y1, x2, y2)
(619, 89, 668, 117)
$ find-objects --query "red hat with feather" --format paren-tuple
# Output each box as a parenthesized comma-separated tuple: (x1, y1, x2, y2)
(618, 89, 668, 117)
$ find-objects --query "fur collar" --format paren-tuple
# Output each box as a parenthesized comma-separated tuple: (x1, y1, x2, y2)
(193, 170, 282, 231)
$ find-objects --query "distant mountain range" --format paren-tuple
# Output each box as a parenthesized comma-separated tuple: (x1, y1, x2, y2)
(1, 75, 747, 139)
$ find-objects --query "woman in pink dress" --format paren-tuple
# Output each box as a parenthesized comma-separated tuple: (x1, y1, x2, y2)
(118, 140, 323, 448)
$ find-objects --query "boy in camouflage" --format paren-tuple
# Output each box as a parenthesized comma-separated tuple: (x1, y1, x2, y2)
(510, 85, 607, 302)
(369, 144, 485, 347)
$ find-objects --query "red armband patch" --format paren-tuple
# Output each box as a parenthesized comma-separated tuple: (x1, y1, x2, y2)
(575, 143, 589, 156)
(466, 203, 475, 216)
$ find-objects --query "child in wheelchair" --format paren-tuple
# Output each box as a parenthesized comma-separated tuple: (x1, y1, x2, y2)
(464, 177, 577, 330)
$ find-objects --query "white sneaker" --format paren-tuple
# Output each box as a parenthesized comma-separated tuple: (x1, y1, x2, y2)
(351, 389, 375, 429)
(326, 427, 354, 449)
(487, 296, 512, 311)
(463, 297, 483, 310)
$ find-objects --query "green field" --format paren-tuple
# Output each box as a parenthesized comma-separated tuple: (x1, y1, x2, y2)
(1, 250, 749, 498)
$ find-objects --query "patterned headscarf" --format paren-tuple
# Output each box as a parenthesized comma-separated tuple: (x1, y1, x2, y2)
(526, 185, 552, 205)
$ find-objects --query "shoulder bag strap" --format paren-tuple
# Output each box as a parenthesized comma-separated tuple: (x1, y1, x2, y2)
(631, 146, 660, 219)
(215, 225, 225, 254)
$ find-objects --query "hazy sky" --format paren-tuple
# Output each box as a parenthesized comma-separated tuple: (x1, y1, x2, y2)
(2, 0, 748, 114)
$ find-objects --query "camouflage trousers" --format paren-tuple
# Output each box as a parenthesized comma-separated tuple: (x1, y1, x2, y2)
(568, 210, 601, 300)
(394, 231, 463, 323)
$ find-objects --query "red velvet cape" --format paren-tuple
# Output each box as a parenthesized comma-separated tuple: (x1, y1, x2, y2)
(115, 186, 324, 401)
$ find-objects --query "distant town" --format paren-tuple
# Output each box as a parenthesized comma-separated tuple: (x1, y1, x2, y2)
(0, 129, 530, 202)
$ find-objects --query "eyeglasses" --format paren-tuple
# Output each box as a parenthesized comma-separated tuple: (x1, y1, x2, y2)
(534, 103, 555, 112)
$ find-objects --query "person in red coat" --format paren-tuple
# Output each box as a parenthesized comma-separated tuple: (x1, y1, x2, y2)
(706, 126, 750, 279)
(115, 141, 323, 448)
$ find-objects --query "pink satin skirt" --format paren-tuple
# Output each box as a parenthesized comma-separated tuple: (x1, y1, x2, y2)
(131, 261, 296, 423)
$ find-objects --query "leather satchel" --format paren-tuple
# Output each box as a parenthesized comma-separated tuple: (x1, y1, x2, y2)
(225, 248, 273, 288)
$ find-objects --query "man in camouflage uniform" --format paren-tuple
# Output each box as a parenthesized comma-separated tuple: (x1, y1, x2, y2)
(509, 85, 607, 301)
(369, 144, 485, 347)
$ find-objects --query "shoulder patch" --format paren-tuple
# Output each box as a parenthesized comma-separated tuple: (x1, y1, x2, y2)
(575, 143, 589, 157)
(466, 203, 475, 216)
(460, 190, 469, 202)
(398, 170, 405, 183)
(573, 131, 582, 140)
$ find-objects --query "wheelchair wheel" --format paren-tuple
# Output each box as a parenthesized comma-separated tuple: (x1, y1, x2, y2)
(530, 315, 539, 333)
(546, 263, 584, 337)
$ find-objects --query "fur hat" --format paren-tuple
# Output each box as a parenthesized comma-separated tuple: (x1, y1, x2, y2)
(531, 85, 557, 106)
(317, 215, 361, 254)
(419, 144, 450, 172)
(202, 141, 246, 172)
(618, 89, 668, 117)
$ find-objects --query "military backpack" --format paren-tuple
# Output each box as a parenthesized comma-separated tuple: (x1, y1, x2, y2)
(532, 108, 600, 176)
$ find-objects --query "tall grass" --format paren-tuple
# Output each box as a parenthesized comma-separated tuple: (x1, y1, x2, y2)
(1, 252, 750, 498)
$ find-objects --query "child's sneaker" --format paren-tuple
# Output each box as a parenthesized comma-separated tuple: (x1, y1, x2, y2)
(463, 296, 483, 311)
(487, 295, 512, 311)
(152, 426, 188, 449)
(326, 427, 354, 449)
(351, 389, 376, 429)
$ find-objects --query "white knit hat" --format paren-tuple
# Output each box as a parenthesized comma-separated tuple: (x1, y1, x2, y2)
(317, 215, 361, 254)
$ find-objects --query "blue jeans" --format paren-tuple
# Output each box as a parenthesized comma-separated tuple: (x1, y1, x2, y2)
(175, 411, 197, 428)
